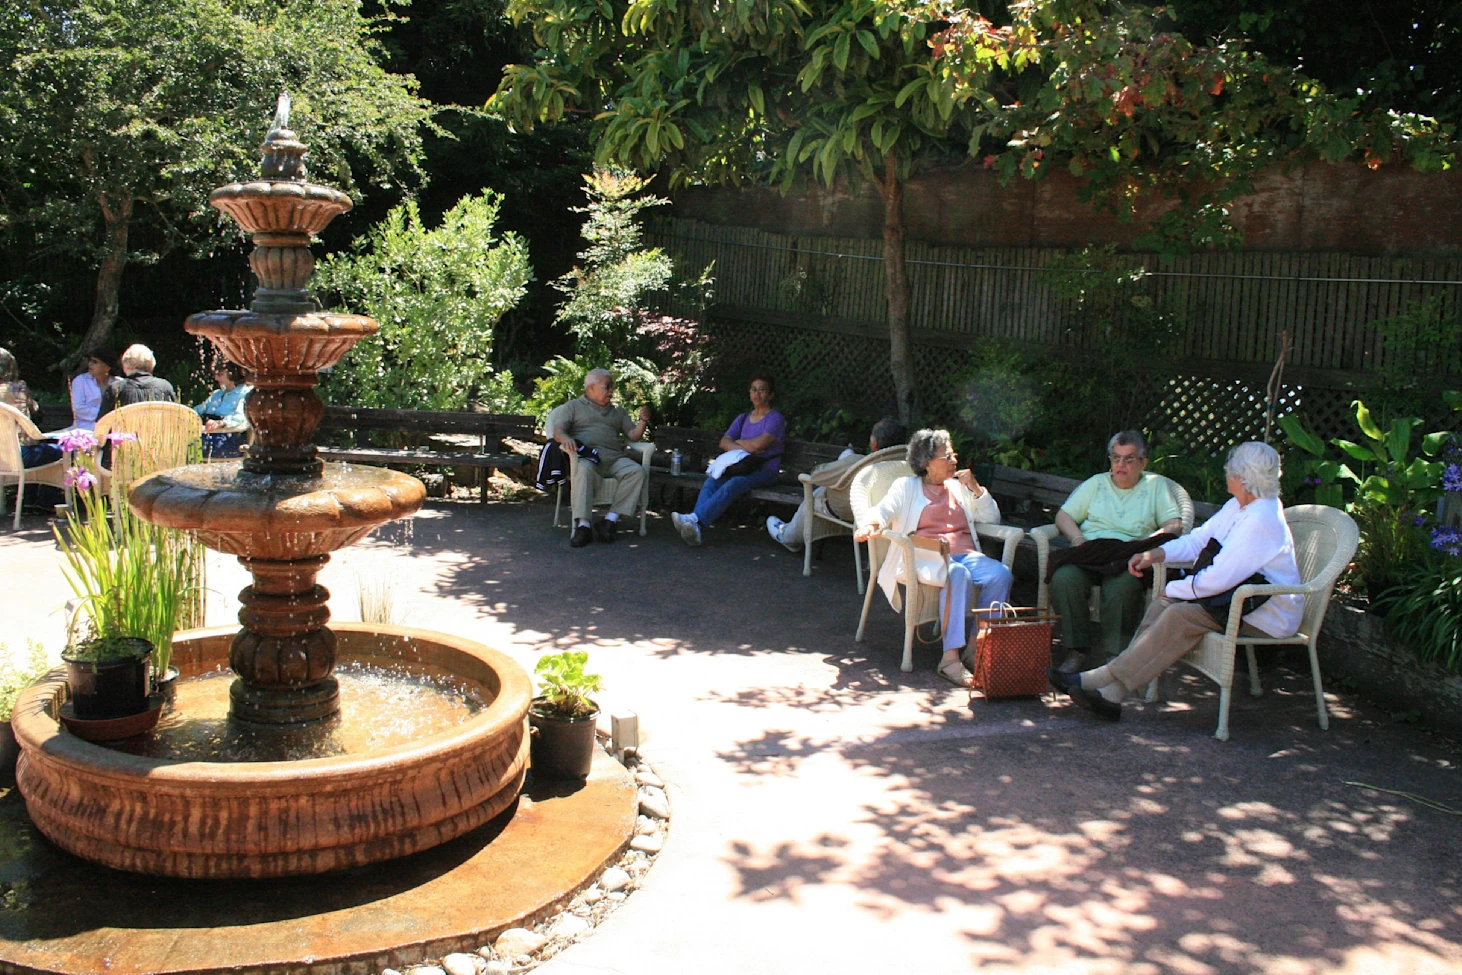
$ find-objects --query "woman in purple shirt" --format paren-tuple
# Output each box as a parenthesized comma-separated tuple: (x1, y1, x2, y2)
(673, 374, 785, 545)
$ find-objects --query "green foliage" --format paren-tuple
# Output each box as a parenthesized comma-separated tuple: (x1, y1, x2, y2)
(0, 0, 435, 346)
(55, 445, 205, 675)
(1278, 414, 1346, 508)
(1368, 296, 1462, 420)
(533, 650, 602, 718)
(317, 192, 532, 410)
(1146, 437, 1229, 505)
(0, 640, 52, 722)
(1373, 551, 1462, 674)
(952, 344, 1042, 444)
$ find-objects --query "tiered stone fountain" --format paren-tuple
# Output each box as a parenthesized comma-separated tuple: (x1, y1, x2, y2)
(13, 97, 533, 879)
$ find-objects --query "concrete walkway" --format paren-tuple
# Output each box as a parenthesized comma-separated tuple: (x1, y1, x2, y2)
(4, 499, 1461, 975)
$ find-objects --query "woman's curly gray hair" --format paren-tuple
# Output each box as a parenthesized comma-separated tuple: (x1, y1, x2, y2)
(906, 428, 952, 478)
(1226, 441, 1282, 499)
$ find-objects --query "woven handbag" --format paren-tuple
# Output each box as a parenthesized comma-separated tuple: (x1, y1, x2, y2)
(970, 604, 1059, 699)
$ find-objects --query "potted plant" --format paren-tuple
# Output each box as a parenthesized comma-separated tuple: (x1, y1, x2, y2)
(53, 430, 204, 694)
(529, 651, 603, 780)
(60, 626, 153, 720)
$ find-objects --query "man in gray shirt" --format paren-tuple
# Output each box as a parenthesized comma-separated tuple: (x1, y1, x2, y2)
(546, 367, 651, 547)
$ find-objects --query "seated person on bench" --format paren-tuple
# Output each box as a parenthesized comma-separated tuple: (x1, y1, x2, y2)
(672, 374, 785, 546)
(1048, 430, 1182, 673)
(765, 415, 908, 551)
(546, 367, 650, 548)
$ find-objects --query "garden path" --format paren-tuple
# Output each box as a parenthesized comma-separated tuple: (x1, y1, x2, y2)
(2, 500, 1461, 975)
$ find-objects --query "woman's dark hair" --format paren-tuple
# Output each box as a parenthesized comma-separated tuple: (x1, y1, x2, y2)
(215, 360, 246, 385)
(0, 346, 17, 383)
(748, 373, 775, 393)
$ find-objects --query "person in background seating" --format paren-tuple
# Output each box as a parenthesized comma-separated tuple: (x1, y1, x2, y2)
(854, 428, 1012, 688)
(98, 344, 177, 418)
(194, 359, 252, 459)
(69, 346, 122, 431)
(1047, 430, 1183, 673)
(546, 367, 651, 548)
(672, 374, 785, 546)
(0, 346, 60, 468)
(766, 415, 908, 551)
(1049, 441, 1301, 722)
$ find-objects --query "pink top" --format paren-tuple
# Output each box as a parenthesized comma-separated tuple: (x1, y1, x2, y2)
(915, 484, 975, 556)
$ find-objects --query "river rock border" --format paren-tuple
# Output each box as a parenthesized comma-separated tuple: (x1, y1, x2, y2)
(380, 751, 669, 975)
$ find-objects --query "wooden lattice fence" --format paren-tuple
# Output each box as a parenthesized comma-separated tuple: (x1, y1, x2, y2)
(656, 217, 1462, 449)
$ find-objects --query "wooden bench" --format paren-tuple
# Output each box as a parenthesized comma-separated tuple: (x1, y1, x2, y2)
(648, 426, 847, 507)
(316, 406, 537, 503)
(981, 465, 1221, 530)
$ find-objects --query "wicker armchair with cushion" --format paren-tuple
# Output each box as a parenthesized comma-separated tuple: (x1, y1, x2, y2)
(1143, 504, 1358, 741)
(92, 402, 204, 514)
(851, 459, 1025, 673)
(798, 444, 909, 592)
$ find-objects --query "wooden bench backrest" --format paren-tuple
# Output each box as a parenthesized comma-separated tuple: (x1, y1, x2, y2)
(986, 466, 1083, 510)
(655, 426, 845, 477)
(319, 406, 536, 439)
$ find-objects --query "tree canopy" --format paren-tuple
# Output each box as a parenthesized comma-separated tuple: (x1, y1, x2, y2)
(490, 0, 1454, 421)
(0, 0, 434, 358)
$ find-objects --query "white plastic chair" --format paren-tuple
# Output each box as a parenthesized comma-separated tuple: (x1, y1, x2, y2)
(798, 444, 908, 592)
(1031, 474, 1196, 621)
(552, 441, 654, 537)
(1143, 504, 1359, 741)
(0, 403, 68, 529)
(851, 460, 1025, 672)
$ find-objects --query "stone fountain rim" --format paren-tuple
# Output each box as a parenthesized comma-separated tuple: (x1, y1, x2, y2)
(11, 623, 532, 789)
(208, 180, 352, 205)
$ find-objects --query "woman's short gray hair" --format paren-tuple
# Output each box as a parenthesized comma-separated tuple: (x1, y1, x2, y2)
(120, 343, 156, 373)
(906, 428, 951, 478)
(1107, 429, 1148, 460)
(1226, 441, 1282, 499)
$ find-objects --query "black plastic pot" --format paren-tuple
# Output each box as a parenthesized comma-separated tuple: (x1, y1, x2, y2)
(62, 639, 154, 719)
(528, 697, 599, 780)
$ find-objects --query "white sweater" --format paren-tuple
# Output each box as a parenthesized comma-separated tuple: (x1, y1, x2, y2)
(1160, 496, 1303, 637)
(864, 475, 1001, 612)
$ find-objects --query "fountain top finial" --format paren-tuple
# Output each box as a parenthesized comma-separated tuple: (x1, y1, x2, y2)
(260, 91, 307, 180)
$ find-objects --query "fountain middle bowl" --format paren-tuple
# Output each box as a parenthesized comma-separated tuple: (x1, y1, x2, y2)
(129, 459, 426, 559)
(12, 624, 533, 879)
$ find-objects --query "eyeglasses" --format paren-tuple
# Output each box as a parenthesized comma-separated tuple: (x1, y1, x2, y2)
(595, 380, 614, 390)
(1108, 453, 1142, 467)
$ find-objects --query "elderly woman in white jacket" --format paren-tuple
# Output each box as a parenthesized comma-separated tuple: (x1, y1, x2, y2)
(1049, 441, 1303, 721)
(855, 428, 1014, 686)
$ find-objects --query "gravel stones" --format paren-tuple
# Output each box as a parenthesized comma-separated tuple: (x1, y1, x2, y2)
(493, 929, 546, 958)
(638, 786, 670, 820)
(599, 866, 632, 892)
(442, 953, 484, 975)
(630, 832, 664, 854)
(548, 914, 591, 940)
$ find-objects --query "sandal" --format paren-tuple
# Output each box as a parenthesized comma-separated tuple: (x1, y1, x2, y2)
(938, 658, 973, 688)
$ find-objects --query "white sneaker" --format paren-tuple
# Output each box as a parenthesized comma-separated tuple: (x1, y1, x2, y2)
(766, 515, 800, 552)
(672, 512, 702, 546)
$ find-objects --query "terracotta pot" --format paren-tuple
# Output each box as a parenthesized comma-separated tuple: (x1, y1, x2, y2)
(529, 698, 600, 780)
(61, 639, 153, 719)
(0, 720, 16, 783)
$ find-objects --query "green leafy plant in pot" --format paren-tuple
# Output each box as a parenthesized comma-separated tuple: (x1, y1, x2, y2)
(529, 651, 603, 780)
(53, 431, 202, 717)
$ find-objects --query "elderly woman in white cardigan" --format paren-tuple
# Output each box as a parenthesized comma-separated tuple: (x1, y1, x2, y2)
(1048, 441, 1303, 721)
(855, 428, 1014, 686)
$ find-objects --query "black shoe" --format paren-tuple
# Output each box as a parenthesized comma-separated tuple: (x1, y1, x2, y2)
(593, 518, 617, 543)
(1072, 686, 1122, 721)
(571, 524, 593, 548)
(1047, 668, 1079, 695)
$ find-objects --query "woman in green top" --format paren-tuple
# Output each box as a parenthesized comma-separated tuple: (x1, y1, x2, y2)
(1050, 431, 1184, 670)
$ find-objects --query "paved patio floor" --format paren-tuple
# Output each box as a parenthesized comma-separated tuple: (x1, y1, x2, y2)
(3, 497, 1461, 975)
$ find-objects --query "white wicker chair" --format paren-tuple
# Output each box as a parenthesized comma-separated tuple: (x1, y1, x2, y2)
(1144, 504, 1359, 741)
(798, 444, 909, 592)
(1031, 474, 1197, 622)
(0, 403, 68, 529)
(92, 402, 204, 515)
(851, 460, 1025, 673)
(552, 440, 654, 537)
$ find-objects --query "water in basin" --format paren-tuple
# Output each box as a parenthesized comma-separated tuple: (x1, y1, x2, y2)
(100, 657, 490, 763)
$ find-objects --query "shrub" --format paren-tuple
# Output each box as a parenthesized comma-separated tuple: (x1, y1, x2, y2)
(0, 641, 52, 722)
(317, 192, 532, 410)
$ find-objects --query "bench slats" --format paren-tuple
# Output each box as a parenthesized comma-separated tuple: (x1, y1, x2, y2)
(317, 447, 527, 469)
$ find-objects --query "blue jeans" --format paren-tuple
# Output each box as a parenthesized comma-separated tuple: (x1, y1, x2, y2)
(940, 551, 1015, 652)
(21, 443, 61, 468)
(692, 467, 780, 527)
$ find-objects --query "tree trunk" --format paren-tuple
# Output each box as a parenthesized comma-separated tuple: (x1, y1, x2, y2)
(76, 193, 134, 358)
(879, 153, 915, 424)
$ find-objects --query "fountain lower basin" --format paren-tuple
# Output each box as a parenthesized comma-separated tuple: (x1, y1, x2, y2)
(12, 624, 531, 879)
